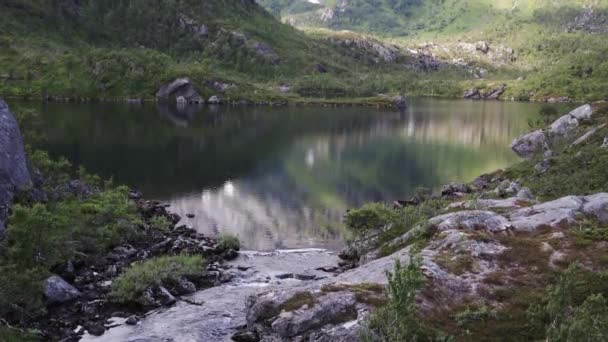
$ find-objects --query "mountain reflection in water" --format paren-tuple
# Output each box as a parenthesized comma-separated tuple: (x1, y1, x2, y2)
(11, 98, 569, 250)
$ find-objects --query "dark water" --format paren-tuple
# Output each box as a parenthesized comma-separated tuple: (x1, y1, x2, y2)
(9, 99, 568, 250)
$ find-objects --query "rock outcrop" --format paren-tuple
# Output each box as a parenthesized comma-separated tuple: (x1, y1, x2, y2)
(511, 104, 594, 158)
(155, 78, 204, 104)
(463, 84, 505, 100)
(0, 99, 32, 234)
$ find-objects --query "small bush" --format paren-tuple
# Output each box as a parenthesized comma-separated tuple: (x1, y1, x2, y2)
(362, 258, 449, 341)
(454, 305, 497, 326)
(527, 264, 608, 341)
(111, 255, 204, 303)
(345, 203, 397, 232)
(7, 186, 140, 269)
(150, 215, 173, 232)
(217, 234, 241, 251)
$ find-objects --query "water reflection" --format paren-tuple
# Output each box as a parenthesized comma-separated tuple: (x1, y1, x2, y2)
(10, 99, 569, 250)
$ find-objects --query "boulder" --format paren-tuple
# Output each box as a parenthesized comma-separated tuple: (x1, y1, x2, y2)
(208, 95, 222, 105)
(549, 114, 579, 138)
(463, 88, 481, 100)
(510, 129, 546, 159)
(475, 41, 490, 54)
(582, 193, 608, 223)
(569, 104, 593, 120)
(391, 95, 407, 109)
(428, 211, 512, 233)
(156, 78, 204, 104)
(483, 84, 506, 100)
(509, 196, 584, 231)
(270, 292, 357, 338)
(0, 99, 32, 234)
(43, 275, 81, 304)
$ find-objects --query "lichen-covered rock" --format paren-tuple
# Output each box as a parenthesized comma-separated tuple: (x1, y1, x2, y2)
(44, 275, 81, 304)
(509, 196, 584, 231)
(448, 197, 534, 211)
(583, 193, 608, 223)
(270, 292, 357, 338)
(428, 210, 512, 233)
(0, 99, 32, 234)
(511, 129, 546, 159)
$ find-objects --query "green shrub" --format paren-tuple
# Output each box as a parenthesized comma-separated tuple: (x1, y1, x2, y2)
(110, 255, 204, 303)
(0, 265, 47, 321)
(345, 203, 397, 232)
(217, 234, 241, 252)
(0, 327, 39, 342)
(150, 215, 173, 232)
(6, 186, 140, 269)
(527, 264, 608, 342)
(362, 258, 449, 341)
(454, 305, 497, 326)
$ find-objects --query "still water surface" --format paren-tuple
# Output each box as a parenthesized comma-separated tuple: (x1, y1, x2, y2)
(10, 99, 566, 250)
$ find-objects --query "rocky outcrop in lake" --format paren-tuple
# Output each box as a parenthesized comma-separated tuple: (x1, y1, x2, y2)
(0, 99, 32, 234)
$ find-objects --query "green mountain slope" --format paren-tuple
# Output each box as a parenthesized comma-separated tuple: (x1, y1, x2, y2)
(258, 0, 608, 102)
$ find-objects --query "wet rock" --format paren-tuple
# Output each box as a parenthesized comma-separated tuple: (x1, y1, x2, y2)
(175, 277, 197, 295)
(85, 322, 105, 336)
(125, 316, 139, 325)
(224, 249, 239, 260)
(156, 78, 204, 104)
(294, 272, 317, 281)
(391, 95, 407, 109)
(43, 275, 81, 304)
(316, 266, 339, 273)
(275, 273, 293, 280)
(511, 129, 547, 159)
(156, 286, 177, 306)
(232, 330, 259, 342)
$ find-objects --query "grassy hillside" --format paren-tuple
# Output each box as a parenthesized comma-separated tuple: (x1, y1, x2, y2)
(259, 0, 608, 102)
(1, 0, 606, 102)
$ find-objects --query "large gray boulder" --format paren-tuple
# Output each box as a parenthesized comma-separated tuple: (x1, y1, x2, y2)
(43, 275, 81, 304)
(0, 99, 32, 234)
(510, 129, 547, 159)
(155, 78, 204, 104)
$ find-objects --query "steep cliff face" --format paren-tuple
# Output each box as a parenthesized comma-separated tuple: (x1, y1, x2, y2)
(0, 99, 32, 233)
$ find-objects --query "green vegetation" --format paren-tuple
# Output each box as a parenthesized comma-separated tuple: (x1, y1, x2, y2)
(110, 255, 205, 303)
(150, 215, 173, 232)
(345, 203, 397, 232)
(216, 234, 241, 252)
(279, 291, 316, 312)
(528, 264, 608, 342)
(362, 258, 450, 341)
